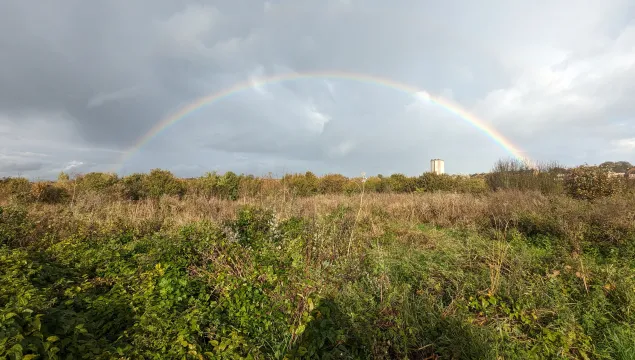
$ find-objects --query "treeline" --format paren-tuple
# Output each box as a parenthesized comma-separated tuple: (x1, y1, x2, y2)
(1, 159, 633, 204)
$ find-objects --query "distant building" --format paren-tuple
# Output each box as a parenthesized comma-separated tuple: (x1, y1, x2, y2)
(430, 159, 445, 175)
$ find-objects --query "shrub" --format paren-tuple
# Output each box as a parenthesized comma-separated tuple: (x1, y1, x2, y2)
(318, 174, 349, 194)
(415, 173, 455, 192)
(30, 182, 70, 204)
(57, 171, 70, 182)
(238, 174, 262, 198)
(486, 158, 563, 194)
(119, 173, 147, 200)
(0, 206, 34, 247)
(216, 171, 240, 200)
(388, 173, 416, 192)
(0, 178, 34, 203)
(193, 171, 249, 200)
(564, 165, 621, 200)
(283, 172, 318, 197)
(75, 172, 119, 192)
(192, 171, 220, 198)
(144, 169, 186, 199)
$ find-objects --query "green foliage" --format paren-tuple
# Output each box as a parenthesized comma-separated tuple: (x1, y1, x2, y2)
(227, 206, 278, 249)
(318, 174, 349, 194)
(387, 173, 415, 193)
(144, 169, 186, 199)
(76, 172, 119, 192)
(283, 172, 319, 197)
(216, 171, 240, 201)
(119, 173, 147, 200)
(564, 165, 621, 200)
(599, 161, 633, 173)
(0, 206, 34, 248)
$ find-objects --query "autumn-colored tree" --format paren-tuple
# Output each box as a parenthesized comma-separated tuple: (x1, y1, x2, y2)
(564, 165, 621, 200)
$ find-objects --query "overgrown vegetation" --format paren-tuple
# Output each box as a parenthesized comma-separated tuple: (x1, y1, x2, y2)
(1, 159, 634, 359)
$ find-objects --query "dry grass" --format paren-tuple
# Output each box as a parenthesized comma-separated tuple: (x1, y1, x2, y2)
(13, 190, 633, 255)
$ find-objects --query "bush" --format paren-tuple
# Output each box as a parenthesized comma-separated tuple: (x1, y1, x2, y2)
(144, 169, 185, 199)
(119, 173, 147, 200)
(388, 173, 417, 192)
(564, 165, 621, 200)
(0, 178, 34, 203)
(238, 174, 262, 198)
(191, 171, 220, 198)
(415, 173, 455, 192)
(75, 172, 119, 193)
(57, 171, 70, 182)
(31, 182, 70, 204)
(283, 172, 319, 197)
(216, 171, 240, 200)
(318, 174, 349, 194)
(0, 206, 34, 247)
(486, 158, 563, 194)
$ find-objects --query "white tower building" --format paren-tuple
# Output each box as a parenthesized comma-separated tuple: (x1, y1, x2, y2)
(430, 159, 445, 175)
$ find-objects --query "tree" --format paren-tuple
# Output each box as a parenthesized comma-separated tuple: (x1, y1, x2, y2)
(599, 161, 633, 173)
(564, 165, 621, 200)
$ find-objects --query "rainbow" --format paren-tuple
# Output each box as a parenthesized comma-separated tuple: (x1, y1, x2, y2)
(115, 70, 533, 171)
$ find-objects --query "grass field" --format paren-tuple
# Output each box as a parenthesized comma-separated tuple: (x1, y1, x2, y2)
(1, 165, 635, 359)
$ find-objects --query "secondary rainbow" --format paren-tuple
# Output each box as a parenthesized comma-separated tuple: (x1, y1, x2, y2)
(115, 70, 533, 171)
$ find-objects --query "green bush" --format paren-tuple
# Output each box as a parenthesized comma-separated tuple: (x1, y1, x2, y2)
(75, 172, 119, 192)
(216, 171, 240, 200)
(0, 206, 34, 248)
(192, 171, 220, 198)
(119, 173, 147, 200)
(283, 172, 319, 197)
(144, 169, 185, 199)
(318, 174, 349, 194)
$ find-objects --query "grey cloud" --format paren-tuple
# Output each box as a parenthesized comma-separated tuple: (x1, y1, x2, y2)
(0, 161, 45, 174)
(1, 0, 634, 179)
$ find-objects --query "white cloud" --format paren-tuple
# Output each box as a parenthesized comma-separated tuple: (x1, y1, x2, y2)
(305, 103, 331, 134)
(63, 160, 84, 171)
(475, 22, 635, 142)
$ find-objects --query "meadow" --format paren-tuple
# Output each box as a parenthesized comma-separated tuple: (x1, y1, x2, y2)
(1, 160, 634, 359)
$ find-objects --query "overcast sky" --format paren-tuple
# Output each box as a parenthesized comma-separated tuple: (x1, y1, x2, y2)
(1, 0, 634, 179)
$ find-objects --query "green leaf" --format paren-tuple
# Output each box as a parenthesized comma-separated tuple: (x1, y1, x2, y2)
(5, 312, 17, 319)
